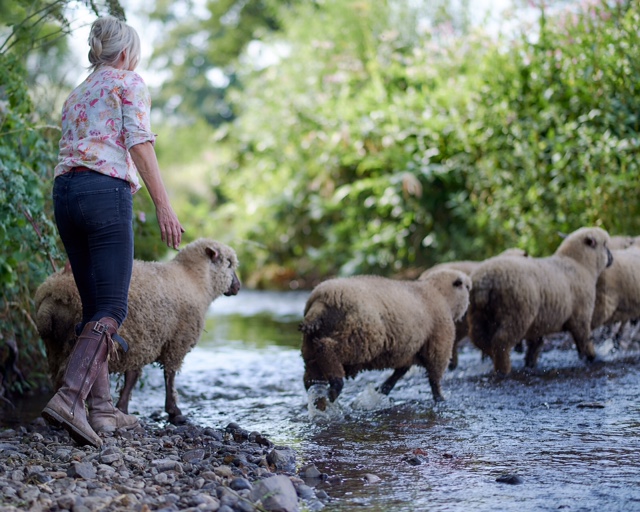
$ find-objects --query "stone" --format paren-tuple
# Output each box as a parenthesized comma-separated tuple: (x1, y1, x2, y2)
(250, 475, 299, 512)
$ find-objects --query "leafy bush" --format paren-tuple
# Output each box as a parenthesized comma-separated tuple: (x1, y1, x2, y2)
(0, 53, 63, 397)
(212, 0, 640, 287)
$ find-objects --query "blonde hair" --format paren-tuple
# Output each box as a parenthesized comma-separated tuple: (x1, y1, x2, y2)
(88, 16, 141, 72)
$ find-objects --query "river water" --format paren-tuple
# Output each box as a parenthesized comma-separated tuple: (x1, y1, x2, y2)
(7, 290, 640, 511)
(126, 290, 640, 512)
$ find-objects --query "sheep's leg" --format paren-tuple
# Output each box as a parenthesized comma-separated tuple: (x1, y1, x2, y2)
(419, 355, 448, 402)
(567, 319, 596, 362)
(377, 367, 410, 395)
(448, 345, 459, 371)
(116, 369, 141, 414)
(164, 368, 186, 424)
(524, 338, 544, 368)
(303, 337, 345, 401)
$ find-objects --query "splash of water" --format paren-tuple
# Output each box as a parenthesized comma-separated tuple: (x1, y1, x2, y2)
(307, 384, 344, 422)
(349, 383, 393, 411)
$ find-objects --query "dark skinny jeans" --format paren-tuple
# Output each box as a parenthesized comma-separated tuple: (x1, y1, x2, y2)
(53, 169, 134, 328)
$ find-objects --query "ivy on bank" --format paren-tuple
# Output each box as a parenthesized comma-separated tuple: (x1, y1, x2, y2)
(0, 52, 64, 398)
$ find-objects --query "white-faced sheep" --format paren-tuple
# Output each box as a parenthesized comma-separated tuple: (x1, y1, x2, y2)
(35, 238, 240, 424)
(299, 269, 472, 409)
(590, 245, 640, 330)
(468, 227, 612, 376)
(608, 235, 636, 250)
(419, 248, 528, 370)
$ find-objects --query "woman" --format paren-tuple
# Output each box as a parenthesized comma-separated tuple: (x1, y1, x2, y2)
(41, 16, 184, 447)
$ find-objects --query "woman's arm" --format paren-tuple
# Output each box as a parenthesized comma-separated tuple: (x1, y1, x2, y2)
(129, 141, 184, 249)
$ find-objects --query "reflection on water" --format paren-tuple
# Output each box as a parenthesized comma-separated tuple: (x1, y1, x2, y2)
(7, 290, 640, 511)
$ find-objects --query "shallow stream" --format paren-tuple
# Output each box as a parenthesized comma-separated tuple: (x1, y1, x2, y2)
(8, 290, 640, 511)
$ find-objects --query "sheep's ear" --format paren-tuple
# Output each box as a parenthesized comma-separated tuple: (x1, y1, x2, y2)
(584, 236, 596, 248)
(206, 246, 221, 262)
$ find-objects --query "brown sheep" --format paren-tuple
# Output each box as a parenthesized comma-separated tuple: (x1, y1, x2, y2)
(35, 238, 240, 424)
(468, 227, 612, 376)
(299, 269, 472, 409)
(419, 248, 528, 370)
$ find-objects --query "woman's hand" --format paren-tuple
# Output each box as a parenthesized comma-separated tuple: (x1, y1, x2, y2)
(129, 141, 185, 249)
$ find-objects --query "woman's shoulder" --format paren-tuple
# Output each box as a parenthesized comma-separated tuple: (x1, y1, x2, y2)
(94, 67, 147, 88)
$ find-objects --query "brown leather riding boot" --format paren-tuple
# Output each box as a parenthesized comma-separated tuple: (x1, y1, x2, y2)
(87, 363, 139, 433)
(42, 317, 118, 447)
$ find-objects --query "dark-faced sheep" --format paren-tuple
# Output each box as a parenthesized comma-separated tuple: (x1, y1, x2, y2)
(468, 227, 612, 376)
(299, 269, 471, 408)
(35, 238, 240, 424)
(419, 248, 528, 370)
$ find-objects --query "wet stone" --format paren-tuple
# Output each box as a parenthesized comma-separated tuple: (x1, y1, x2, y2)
(496, 474, 524, 485)
(299, 463, 323, 479)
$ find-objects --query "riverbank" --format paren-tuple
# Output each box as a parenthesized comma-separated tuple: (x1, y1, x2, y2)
(0, 418, 327, 512)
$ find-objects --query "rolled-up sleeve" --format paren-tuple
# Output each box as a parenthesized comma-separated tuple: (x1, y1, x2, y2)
(122, 74, 156, 150)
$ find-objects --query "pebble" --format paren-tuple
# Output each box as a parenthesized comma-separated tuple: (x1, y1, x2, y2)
(0, 419, 328, 512)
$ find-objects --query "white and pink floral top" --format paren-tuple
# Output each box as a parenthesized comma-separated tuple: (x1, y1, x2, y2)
(55, 66, 156, 192)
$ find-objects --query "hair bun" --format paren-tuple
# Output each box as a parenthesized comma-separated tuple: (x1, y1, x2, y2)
(90, 36, 103, 58)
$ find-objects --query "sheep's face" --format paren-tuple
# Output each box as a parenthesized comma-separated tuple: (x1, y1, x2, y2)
(558, 227, 612, 274)
(204, 244, 241, 296)
(423, 269, 472, 322)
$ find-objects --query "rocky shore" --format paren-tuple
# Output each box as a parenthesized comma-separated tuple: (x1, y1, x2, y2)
(0, 419, 328, 512)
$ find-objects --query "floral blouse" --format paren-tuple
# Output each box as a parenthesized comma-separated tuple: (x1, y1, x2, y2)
(55, 66, 156, 192)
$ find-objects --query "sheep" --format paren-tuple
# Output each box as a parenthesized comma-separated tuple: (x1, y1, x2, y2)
(418, 248, 528, 370)
(590, 245, 640, 330)
(34, 238, 241, 424)
(468, 227, 612, 376)
(299, 269, 472, 409)
(608, 235, 636, 250)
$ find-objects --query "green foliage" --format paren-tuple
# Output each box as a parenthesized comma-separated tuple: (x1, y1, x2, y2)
(147, 0, 301, 124)
(0, 52, 63, 394)
(213, 0, 486, 285)
(202, 0, 640, 287)
(459, 0, 640, 256)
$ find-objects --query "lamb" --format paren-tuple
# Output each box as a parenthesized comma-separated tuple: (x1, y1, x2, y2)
(418, 248, 528, 370)
(590, 245, 640, 330)
(468, 227, 612, 375)
(299, 269, 472, 409)
(35, 238, 240, 424)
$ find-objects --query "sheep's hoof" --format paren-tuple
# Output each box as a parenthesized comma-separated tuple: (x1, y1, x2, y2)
(433, 394, 445, 403)
(169, 414, 189, 425)
(314, 397, 328, 412)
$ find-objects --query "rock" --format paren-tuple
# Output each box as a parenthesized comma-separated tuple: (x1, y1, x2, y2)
(229, 477, 252, 491)
(267, 448, 297, 473)
(250, 475, 300, 512)
(67, 462, 96, 480)
(363, 473, 381, 484)
(0, 420, 301, 511)
(182, 448, 205, 463)
(496, 474, 524, 485)
(299, 464, 323, 479)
